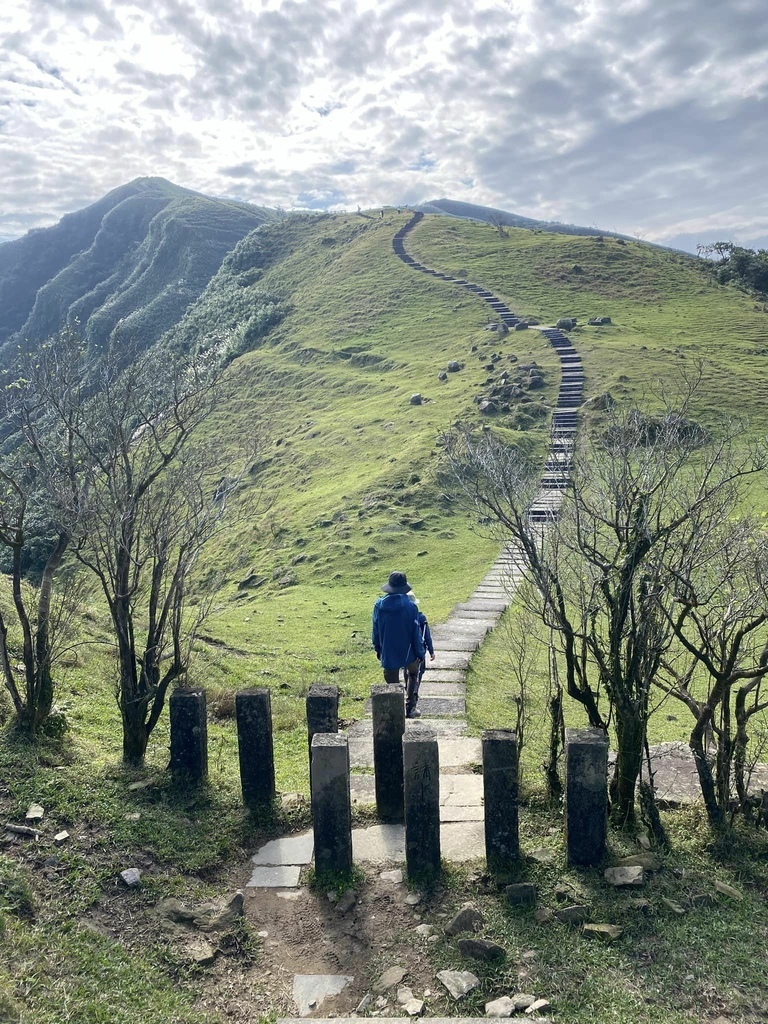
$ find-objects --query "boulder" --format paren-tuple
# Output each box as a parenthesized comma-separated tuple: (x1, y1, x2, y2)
(458, 937, 506, 961)
(445, 904, 484, 936)
(410, 393, 423, 405)
(438, 371, 448, 381)
(604, 866, 644, 887)
(554, 904, 591, 926)
(556, 318, 574, 331)
(447, 361, 462, 372)
(437, 969, 480, 999)
(479, 400, 498, 415)
(514, 321, 528, 330)
(505, 883, 537, 907)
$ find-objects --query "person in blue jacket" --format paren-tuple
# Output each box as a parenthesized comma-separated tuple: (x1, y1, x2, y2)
(372, 570, 425, 718)
(403, 590, 434, 716)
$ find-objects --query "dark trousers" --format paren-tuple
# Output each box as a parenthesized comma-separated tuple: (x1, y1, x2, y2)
(387, 659, 422, 713)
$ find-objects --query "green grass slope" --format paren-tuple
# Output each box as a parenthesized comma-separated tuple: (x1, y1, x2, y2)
(0, 177, 274, 360)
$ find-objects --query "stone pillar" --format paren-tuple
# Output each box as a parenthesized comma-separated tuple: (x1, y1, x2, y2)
(306, 683, 339, 787)
(482, 729, 519, 870)
(565, 727, 609, 866)
(311, 733, 353, 879)
(169, 687, 208, 783)
(403, 724, 441, 881)
(236, 688, 275, 808)
(372, 684, 405, 821)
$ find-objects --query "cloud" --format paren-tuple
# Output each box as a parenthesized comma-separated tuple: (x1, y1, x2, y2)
(0, 0, 766, 250)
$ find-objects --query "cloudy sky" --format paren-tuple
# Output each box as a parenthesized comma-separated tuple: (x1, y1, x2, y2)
(2, 0, 768, 250)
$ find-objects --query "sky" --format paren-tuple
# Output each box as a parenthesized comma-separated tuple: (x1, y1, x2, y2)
(2, 0, 768, 251)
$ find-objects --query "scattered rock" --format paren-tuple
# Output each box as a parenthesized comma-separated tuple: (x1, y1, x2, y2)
(445, 904, 484, 936)
(556, 318, 574, 331)
(554, 904, 591, 926)
(485, 996, 518, 1017)
(404, 892, 422, 907)
(397, 987, 425, 1015)
(514, 322, 528, 330)
(688, 892, 716, 909)
(637, 834, 652, 851)
(336, 890, 356, 915)
(458, 938, 506, 961)
(119, 868, 141, 888)
(534, 908, 554, 924)
(714, 880, 743, 900)
(583, 923, 623, 941)
(437, 969, 480, 1000)
(529, 847, 554, 864)
(183, 936, 217, 966)
(356, 994, 372, 1013)
(380, 868, 404, 884)
(629, 897, 651, 912)
(505, 883, 537, 907)
(237, 573, 266, 590)
(53, 831, 70, 846)
(195, 892, 244, 932)
(25, 803, 44, 823)
(617, 853, 661, 871)
(437, 371, 448, 381)
(661, 897, 686, 916)
(511, 994, 538, 1010)
(373, 966, 407, 994)
(415, 923, 434, 938)
(127, 779, 153, 792)
(479, 400, 498, 415)
(604, 865, 644, 887)
(525, 998, 551, 1015)
(410, 393, 423, 406)
(447, 361, 462, 372)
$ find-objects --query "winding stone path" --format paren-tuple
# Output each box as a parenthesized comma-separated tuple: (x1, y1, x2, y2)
(248, 212, 584, 880)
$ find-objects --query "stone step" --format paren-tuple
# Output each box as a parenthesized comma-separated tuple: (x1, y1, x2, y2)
(427, 635, 480, 651)
(422, 668, 466, 682)
(454, 599, 509, 613)
(364, 694, 465, 716)
(419, 681, 466, 695)
(349, 734, 482, 769)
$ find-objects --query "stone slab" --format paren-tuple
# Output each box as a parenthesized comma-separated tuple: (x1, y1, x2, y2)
(454, 600, 509, 613)
(364, 695, 465, 716)
(422, 668, 466, 682)
(427, 637, 479, 652)
(251, 832, 314, 866)
(441, 805, 484, 821)
(351, 821, 485, 864)
(445, 608, 503, 621)
(431, 652, 472, 670)
(349, 775, 376, 805)
(439, 737, 483, 768)
(419, 682, 466, 696)
(440, 774, 484, 806)
(349, 718, 467, 737)
(247, 865, 302, 888)
(292, 975, 354, 1017)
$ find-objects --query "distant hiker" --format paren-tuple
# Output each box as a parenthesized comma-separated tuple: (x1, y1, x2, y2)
(402, 590, 434, 718)
(372, 571, 425, 715)
(379, 208, 384, 218)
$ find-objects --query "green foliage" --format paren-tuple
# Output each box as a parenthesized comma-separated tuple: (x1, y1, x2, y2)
(0, 177, 273, 362)
(699, 241, 768, 295)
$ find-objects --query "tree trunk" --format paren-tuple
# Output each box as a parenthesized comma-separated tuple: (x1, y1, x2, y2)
(121, 700, 149, 765)
(546, 689, 564, 806)
(690, 720, 725, 828)
(610, 711, 644, 824)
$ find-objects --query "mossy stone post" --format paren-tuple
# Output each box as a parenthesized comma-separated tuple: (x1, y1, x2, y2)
(482, 729, 519, 871)
(565, 727, 609, 866)
(169, 687, 208, 784)
(371, 684, 405, 821)
(235, 688, 275, 809)
(306, 683, 339, 790)
(403, 724, 440, 882)
(311, 732, 353, 879)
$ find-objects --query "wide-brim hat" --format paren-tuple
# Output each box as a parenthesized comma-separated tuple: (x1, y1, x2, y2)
(381, 570, 410, 594)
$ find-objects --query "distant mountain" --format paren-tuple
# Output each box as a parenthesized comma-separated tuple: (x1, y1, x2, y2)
(0, 177, 274, 360)
(414, 198, 638, 242)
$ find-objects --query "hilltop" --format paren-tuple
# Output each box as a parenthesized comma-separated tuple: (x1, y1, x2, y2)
(0, 177, 274, 360)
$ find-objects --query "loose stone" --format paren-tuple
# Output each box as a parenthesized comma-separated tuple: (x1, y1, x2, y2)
(714, 880, 743, 900)
(373, 966, 407, 994)
(445, 904, 483, 935)
(554, 904, 591, 926)
(661, 897, 686, 915)
(457, 937, 506, 961)
(617, 853, 661, 871)
(380, 868, 404, 884)
(436, 969, 480, 999)
(404, 893, 422, 906)
(53, 831, 70, 845)
(583, 923, 623, 941)
(119, 868, 141, 887)
(604, 865, 644, 887)
(25, 803, 44, 823)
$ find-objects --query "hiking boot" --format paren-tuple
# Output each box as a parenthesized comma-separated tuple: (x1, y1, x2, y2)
(406, 707, 421, 719)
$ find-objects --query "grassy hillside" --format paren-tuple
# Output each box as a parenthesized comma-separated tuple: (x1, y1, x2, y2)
(0, 177, 273, 361)
(4, 209, 768, 1024)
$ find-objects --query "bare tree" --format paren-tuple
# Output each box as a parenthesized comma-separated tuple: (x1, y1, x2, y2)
(0, 332, 88, 733)
(442, 392, 766, 823)
(657, 516, 768, 827)
(70, 344, 249, 764)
